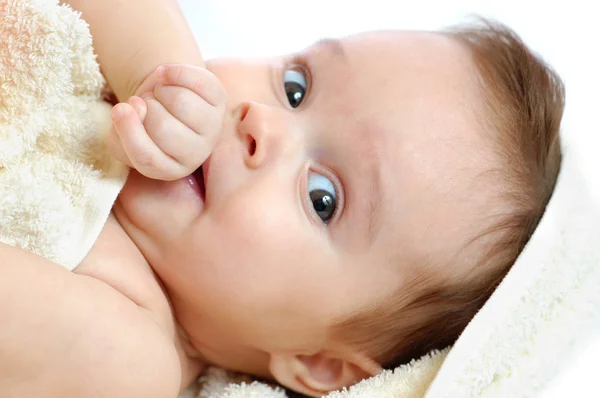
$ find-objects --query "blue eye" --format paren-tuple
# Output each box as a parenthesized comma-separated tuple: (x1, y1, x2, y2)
(284, 68, 307, 108)
(308, 172, 337, 224)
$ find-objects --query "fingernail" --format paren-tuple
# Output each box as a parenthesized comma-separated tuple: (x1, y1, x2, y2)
(140, 91, 153, 101)
(112, 103, 127, 120)
(156, 66, 166, 78)
(129, 98, 146, 119)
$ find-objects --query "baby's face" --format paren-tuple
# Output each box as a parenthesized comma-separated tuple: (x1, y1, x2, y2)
(115, 31, 496, 376)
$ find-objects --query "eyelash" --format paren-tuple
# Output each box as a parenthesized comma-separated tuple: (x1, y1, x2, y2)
(303, 164, 345, 227)
(282, 55, 312, 108)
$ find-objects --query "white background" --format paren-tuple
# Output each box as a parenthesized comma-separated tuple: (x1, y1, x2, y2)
(178, 1, 599, 396)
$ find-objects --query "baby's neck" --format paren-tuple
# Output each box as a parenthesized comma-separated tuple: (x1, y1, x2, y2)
(77, 211, 207, 389)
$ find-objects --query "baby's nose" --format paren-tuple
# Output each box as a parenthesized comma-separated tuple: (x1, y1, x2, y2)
(235, 101, 288, 169)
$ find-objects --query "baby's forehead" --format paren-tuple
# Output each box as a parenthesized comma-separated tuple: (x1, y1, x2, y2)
(361, 117, 499, 278)
(324, 32, 480, 106)
(332, 30, 472, 62)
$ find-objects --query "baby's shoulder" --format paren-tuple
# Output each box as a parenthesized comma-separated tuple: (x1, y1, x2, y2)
(75, 213, 206, 388)
(76, 212, 171, 326)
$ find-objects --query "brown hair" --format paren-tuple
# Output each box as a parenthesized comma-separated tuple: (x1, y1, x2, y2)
(331, 19, 565, 369)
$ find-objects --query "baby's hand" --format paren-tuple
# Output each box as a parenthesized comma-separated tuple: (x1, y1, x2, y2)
(108, 64, 227, 181)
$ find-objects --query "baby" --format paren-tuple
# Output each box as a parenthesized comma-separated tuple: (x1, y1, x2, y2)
(1, 0, 565, 397)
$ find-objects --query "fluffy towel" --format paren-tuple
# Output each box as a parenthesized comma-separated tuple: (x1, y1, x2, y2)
(3, 1, 599, 398)
(192, 349, 449, 398)
(425, 150, 600, 398)
(0, 0, 127, 270)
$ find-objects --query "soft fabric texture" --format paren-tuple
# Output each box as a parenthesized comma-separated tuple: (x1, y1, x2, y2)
(2, 1, 599, 397)
(0, 0, 127, 270)
(191, 349, 449, 398)
(426, 150, 600, 398)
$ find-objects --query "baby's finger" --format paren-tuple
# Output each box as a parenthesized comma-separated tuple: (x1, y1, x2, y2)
(128, 96, 148, 121)
(107, 97, 147, 167)
(112, 103, 189, 180)
(156, 64, 227, 107)
(107, 124, 133, 168)
(153, 84, 224, 139)
(143, 96, 211, 170)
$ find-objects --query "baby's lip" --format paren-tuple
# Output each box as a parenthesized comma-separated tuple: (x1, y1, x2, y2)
(201, 157, 211, 205)
(190, 165, 205, 202)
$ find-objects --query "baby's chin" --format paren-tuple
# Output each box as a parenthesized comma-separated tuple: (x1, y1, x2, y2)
(115, 171, 204, 254)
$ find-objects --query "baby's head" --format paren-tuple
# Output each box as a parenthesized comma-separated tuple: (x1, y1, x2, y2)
(115, 19, 564, 396)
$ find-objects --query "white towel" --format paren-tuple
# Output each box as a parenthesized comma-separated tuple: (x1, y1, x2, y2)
(0, 0, 128, 270)
(426, 149, 600, 398)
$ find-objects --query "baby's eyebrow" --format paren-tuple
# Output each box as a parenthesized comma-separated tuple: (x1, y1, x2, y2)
(341, 121, 386, 246)
(312, 38, 348, 62)
(364, 144, 385, 245)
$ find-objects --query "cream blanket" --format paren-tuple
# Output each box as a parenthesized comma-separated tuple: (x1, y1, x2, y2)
(0, 0, 127, 270)
(2, 1, 599, 397)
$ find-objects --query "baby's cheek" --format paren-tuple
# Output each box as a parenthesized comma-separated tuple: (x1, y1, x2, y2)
(216, 189, 299, 250)
(211, 204, 309, 298)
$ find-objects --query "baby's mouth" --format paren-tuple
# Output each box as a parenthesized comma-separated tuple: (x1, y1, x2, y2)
(190, 166, 206, 201)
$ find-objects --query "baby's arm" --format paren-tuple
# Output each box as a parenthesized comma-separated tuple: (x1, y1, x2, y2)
(0, 243, 181, 397)
(62, 0, 204, 101)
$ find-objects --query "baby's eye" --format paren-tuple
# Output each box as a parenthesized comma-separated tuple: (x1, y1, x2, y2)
(308, 171, 337, 224)
(284, 67, 308, 108)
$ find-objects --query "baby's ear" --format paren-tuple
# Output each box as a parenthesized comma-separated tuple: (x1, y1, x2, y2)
(269, 351, 382, 397)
